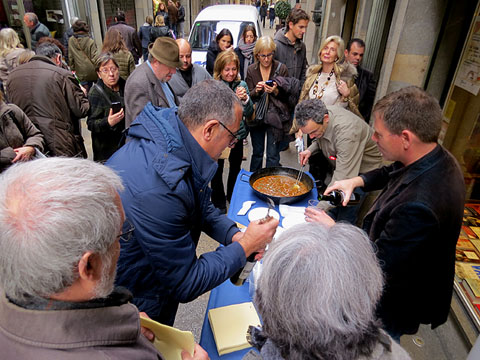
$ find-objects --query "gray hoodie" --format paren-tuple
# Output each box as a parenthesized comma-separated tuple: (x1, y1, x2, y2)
(273, 28, 308, 85)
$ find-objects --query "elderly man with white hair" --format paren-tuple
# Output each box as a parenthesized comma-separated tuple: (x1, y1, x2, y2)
(248, 223, 411, 360)
(0, 158, 207, 360)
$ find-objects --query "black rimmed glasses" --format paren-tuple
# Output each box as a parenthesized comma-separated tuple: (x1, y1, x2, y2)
(258, 52, 274, 59)
(118, 218, 135, 242)
(218, 121, 240, 147)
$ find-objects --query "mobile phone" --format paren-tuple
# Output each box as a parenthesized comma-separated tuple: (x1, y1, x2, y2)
(111, 102, 122, 114)
(265, 80, 274, 87)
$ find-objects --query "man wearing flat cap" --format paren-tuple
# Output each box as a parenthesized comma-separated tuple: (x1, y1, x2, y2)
(124, 37, 182, 127)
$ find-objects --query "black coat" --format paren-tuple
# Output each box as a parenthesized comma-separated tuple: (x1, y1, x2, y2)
(150, 26, 171, 43)
(355, 65, 376, 121)
(206, 41, 220, 76)
(87, 78, 126, 162)
(361, 145, 465, 335)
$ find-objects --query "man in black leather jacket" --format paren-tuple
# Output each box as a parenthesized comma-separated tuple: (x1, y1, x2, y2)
(344, 38, 376, 122)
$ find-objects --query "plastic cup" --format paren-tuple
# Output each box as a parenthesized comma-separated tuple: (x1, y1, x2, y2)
(308, 199, 320, 208)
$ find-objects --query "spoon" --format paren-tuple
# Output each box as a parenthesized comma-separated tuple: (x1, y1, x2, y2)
(293, 165, 305, 190)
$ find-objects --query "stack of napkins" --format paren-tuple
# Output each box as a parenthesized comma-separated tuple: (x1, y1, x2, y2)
(140, 317, 194, 360)
(208, 302, 261, 355)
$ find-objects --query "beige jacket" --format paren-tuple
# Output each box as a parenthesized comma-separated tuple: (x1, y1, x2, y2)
(307, 105, 382, 187)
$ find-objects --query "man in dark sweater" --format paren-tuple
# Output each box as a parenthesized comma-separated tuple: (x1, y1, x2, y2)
(311, 86, 465, 341)
(344, 38, 377, 122)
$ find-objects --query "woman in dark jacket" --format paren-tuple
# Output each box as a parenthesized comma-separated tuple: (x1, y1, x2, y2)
(210, 50, 253, 212)
(234, 25, 257, 80)
(87, 54, 125, 162)
(138, 15, 153, 61)
(206, 28, 233, 75)
(150, 15, 172, 43)
(246, 36, 291, 171)
(0, 91, 44, 172)
(155, 2, 169, 28)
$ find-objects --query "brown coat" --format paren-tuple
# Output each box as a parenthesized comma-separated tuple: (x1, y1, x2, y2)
(0, 292, 162, 359)
(6, 56, 89, 157)
(167, 4, 178, 24)
(0, 102, 44, 172)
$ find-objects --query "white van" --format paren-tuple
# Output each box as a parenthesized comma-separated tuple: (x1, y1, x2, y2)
(188, 5, 262, 67)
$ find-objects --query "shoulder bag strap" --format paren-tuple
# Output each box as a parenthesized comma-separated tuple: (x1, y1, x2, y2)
(92, 83, 112, 106)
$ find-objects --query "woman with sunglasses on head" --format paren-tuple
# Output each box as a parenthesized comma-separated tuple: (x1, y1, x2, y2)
(206, 28, 233, 76)
(87, 53, 125, 163)
(210, 50, 253, 213)
(245, 36, 290, 171)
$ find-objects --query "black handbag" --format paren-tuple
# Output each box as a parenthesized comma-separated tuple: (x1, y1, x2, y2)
(246, 92, 269, 127)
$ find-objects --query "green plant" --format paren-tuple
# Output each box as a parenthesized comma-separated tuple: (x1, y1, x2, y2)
(274, 1, 292, 22)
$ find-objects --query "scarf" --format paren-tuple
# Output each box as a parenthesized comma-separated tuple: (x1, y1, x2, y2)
(238, 39, 256, 79)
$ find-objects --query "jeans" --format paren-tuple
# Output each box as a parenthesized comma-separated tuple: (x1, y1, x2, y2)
(176, 21, 185, 38)
(142, 47, 149, 61)
(211, 140, 243, 209)
(249, 125, 281, 172)
(269, 18, 274, 28)
(169, 22, 177, 38)
(261, 16, 266, 28)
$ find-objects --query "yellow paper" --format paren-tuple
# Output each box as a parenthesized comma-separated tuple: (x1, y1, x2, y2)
(140, 317, 194, 360)
(208, 302, 261, 356)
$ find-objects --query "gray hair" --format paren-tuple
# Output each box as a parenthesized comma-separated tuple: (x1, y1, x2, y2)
(0, 158, 124, 302)
(178, 79, 241, 129)
(255, 223, 384, 359)
(35, 42, 61, 59)
(24, 12, 38, 25)
(294, 98, 328, 127)
(373, 85, 441, 143)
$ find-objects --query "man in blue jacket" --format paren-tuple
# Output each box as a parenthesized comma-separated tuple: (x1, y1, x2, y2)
(107, 80, 278, 325)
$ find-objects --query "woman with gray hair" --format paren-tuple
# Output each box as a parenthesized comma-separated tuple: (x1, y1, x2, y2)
(249, 223, 411, 360)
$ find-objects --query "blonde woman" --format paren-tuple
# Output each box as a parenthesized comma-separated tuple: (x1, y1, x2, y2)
(245, 36, 290, 171)
(293, 35, 361, 185)
(150, 15, 172, 42)
(0, 28, 26, 94)
(299, 35, 360, 116)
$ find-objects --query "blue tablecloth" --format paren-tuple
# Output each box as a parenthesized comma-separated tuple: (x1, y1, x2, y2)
(199, 169, 318, 359)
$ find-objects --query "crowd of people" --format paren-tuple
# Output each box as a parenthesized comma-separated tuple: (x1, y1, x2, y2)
(0, 3, 468, 360)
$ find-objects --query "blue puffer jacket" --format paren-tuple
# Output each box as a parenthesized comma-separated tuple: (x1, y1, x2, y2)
(107, 104, 245, 325)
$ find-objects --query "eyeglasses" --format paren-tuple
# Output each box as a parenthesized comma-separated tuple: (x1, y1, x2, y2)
(99, 67, 119, 74)
(218, 121, 240, 147)
(258, 53, 274, 59)
(118, 218, 135, 242)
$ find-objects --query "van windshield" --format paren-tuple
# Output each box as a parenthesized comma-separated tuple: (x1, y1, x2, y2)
(190, 20, 256, 50)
